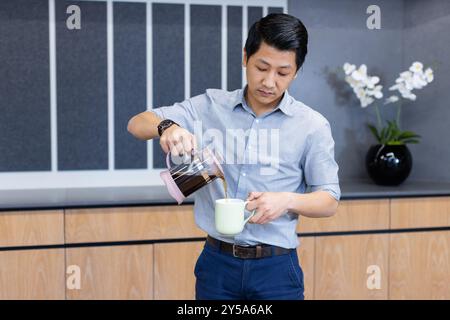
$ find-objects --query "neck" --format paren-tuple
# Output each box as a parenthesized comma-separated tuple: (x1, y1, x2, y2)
(245, 89, 283, 117)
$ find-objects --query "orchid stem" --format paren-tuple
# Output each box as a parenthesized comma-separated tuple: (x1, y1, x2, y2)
(374, 104, 382, 130)
(396, 103, 401, 129)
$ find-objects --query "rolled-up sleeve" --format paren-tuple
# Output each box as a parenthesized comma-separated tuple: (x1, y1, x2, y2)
(302, 120, 341, 201)
(149, 98, 198, 133)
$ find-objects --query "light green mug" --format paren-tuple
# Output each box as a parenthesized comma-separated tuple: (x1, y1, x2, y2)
(215, 198, 256, 236)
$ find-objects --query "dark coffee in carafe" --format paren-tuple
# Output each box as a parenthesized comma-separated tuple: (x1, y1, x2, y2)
(160, 146, 226, 204)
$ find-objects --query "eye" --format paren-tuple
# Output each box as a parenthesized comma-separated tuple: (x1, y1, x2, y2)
(279, 73, 289, 77)
(257, 67, 267, 72)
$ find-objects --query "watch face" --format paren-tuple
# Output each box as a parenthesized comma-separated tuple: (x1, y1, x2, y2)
(159, 120, 174, 136)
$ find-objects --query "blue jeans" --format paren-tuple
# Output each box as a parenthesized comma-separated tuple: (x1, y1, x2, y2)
(194, 240, 304, 300)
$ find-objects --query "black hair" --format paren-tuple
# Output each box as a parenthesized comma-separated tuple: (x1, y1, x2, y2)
(244, 13, 308, 72)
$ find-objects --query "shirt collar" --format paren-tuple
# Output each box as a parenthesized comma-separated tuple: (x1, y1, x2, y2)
(233, 85, 294, 117)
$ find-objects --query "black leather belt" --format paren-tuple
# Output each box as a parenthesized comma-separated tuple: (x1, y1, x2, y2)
(206, 235, 292, 259)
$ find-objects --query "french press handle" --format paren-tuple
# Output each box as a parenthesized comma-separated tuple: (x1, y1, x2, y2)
(165, 151, 195, 169)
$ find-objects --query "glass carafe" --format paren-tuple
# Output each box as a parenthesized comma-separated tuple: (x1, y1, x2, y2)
(160, 146, 224, 204)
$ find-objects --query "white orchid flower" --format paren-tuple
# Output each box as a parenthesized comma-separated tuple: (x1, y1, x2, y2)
(343, 63, 383, 108)
(355, 87, 366, 99)
(399, 87, 413, 98)
(384, 95, 399, 105)
(409, 61, 423, 73)
(399, 71, 413, 80)
(424, 68, 434, 82)
(361, 96, 374, 108)
(404, 78, 414, 91)
(345, 75, 361, 88)
(412, 73, 427, 89)
(344, 61, 434, 110)
(364, 76, 380, 89)
(368, 85, 383, 99)
(403, 92, 417, 100)
(343, 63, 356, 75)
(351, 64, 368, 81)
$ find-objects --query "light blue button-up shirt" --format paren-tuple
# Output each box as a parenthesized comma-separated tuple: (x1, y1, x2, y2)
(150, 87, 340, 249)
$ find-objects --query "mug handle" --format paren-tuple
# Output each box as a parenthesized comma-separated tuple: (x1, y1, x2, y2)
(242, 200, 256, 226)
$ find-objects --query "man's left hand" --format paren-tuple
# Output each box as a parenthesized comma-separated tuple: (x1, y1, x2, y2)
(245, 191, 292, 224)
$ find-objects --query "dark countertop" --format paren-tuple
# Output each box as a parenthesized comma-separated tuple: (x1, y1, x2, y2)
(1, 179, 450, 211)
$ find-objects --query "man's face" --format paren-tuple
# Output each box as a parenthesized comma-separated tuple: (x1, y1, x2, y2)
(243, 41, 297, 107)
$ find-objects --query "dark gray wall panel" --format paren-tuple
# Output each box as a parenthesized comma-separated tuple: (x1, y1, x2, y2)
(289, 0, 403, 180)
(227, 6, 242, 91)
(247, 6, 263, 30)
(402, 0, 450, 182)
(0, 0, 50, 172)
(268, 7, 284, 14)
(152, 3, 185, 169)
(190, 5, 222, 97)
(56, 1, 108, 170)
(114, 2, 147, 169)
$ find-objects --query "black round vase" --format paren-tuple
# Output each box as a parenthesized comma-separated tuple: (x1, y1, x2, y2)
(365, 144, 413, 186)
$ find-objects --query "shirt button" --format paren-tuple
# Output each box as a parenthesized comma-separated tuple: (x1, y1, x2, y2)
(242, 172, 246, 177)
(255, 119, 260, 124)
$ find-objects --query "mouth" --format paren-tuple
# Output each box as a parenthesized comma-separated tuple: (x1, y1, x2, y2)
(257, 89, 274, 97)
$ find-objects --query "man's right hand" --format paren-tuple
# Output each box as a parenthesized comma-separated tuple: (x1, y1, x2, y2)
(159, 125, 197, 156)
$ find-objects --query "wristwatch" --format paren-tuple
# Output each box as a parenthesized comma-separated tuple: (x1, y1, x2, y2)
(157, 119, 179, 137)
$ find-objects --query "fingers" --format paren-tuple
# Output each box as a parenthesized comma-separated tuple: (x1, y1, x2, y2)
(245, 200, 257, 211)
(160, 127, 196, 156)
(249, 210, 268, 224)
(160, 139, 170, 154)
(169, 140, 184, 157)
(181, 135, 193, 155)
(246, 199, 266, 224)
(247, 191, 263, 201)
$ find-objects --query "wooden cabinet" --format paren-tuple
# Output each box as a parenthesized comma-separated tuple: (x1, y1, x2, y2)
(297, 237, 315, 300)
(65, 205, 205, 243)
(298, 199, 390, 234)
(154, 242, 204, 300)
(1, 197, 450, 300)
(0, 249, 65, 300)
(390, 231, 450, 299)
(0, 210, 63, 247)
(66, 245, 154, 300)
(391, 196, 450, 229)
(0, 210, 65, 299)
(314, 234, 389, 299)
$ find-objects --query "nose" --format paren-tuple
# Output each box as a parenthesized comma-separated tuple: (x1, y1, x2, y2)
(262, 73, 276, 89)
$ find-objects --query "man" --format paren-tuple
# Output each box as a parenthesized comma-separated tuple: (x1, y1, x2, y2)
(128, 13, 340, 300)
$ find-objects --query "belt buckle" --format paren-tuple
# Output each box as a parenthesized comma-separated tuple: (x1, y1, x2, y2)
(232, 244, 239, 258)
(232, 244, 254, 259)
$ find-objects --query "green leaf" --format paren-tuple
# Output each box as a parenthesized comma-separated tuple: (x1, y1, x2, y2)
(398, 131, 421, 140)
(380, 127, 387, 144)
(387, 141, 404, 145)
(367, 124, 380, 142)
(385, 122, 396, 142)
(402, 139, 421, 144)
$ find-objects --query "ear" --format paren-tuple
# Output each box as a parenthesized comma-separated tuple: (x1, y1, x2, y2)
(242, 48, 247, 67)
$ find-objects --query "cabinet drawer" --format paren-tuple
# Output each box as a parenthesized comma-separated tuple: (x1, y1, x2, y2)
(391, 197, 450, 229)
(298, 200, 390, 234)
(0, 210, 64, 247)
(66, 245, 154, 300)
(65, 205, 206, 243)
(0, 249, 65, 299)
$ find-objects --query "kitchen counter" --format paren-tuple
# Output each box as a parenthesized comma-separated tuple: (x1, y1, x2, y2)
(2, 179, 450, 211)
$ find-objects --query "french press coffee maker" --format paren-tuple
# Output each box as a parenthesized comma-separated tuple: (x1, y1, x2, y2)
(160, 146, 225, 204)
